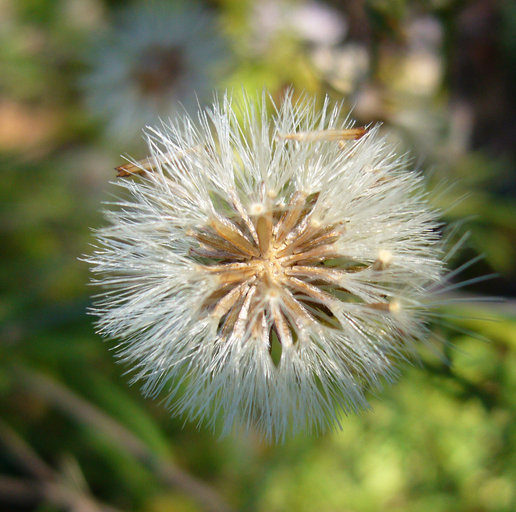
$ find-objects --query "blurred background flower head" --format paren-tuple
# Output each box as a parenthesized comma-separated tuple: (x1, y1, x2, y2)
(82, 0, 227, 147)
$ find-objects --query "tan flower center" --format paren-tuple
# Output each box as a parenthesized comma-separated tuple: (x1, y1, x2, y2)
(189, 190, 381, 362)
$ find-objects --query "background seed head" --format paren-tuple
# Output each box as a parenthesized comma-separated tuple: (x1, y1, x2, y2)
(89, 91, 447, 441)
(82, 0, 226, 145)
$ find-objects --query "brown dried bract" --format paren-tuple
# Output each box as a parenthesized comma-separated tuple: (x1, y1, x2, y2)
(116, 145, 206, 177)
(277, 127, 367, 143)
(116, 129, 367, 178)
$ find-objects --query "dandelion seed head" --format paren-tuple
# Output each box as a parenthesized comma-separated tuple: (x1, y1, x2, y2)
(88, 91, 449, 441)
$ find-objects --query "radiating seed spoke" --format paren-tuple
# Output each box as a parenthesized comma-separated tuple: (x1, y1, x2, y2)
(219, 303, 242, 341)
(274, 191, 307, 244)
(283, 213, 315, 246)
(190, 246, 246, 260)
(280, 245, 340, 265)
(281, 224, 341, 256)
(231, 285, 257, 340)
(255, 212, 273, 256)
(201, 261, 259, 282)
(285, 265, 346, 284)
(229, 190, 259, 245)
(202, 281, 241, 310)
(198, 262, 253, 273)
(281, 288, 315, 328)
(366, 302, 392, 312)
(190, 230, 251, 258)
(211, 279, 253, 319)
(270, 301, 293, 348)
(286, 276, 337, 305)
(252, 310, 269, 343)
(302, 226, 344, 249)
(209, 215, 260, 257)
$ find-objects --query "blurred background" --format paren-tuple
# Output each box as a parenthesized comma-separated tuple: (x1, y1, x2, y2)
(1, 0, 515, 510)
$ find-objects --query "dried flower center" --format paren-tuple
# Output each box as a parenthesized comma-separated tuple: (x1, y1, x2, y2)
(133, 45, 185, 96)
(190, 191, 377, 363)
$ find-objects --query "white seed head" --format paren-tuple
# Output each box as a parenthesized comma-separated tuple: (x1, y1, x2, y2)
(88, 92, 448, 441)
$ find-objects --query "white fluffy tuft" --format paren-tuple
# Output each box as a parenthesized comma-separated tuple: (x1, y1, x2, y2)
(88, 92, 449, 442)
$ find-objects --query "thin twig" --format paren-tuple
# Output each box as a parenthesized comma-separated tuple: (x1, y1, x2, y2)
(13, 366, 234, 512)
(0, 419, 54, 481)
(277, 127, 367, 142)
(0, 475, 118, 512)
(116, 145, 205, 177)
(0, 420, 121, 512)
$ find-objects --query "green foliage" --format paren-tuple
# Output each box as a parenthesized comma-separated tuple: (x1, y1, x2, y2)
(0, 1, 514, 511)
